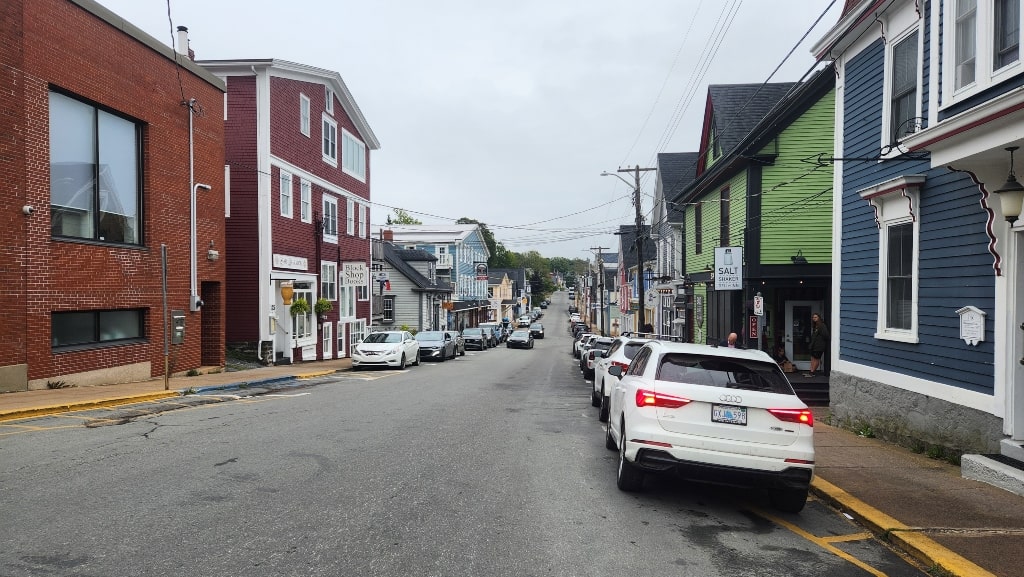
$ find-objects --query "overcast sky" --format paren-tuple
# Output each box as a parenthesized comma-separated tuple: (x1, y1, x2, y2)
(97, 0, 841, 260)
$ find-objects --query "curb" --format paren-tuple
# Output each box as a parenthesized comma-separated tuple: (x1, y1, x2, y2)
(810, 477, 996, 577)
(0, 391, 181, 422)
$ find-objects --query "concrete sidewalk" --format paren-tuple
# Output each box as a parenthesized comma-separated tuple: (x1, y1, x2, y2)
(2, 359, 1022, 577)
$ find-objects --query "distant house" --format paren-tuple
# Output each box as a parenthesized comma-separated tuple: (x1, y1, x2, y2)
(1, 0, 225, 390)
(651, 152, 699, 339)
(198, 58, 379, 365)
(813, 0, 1024, 485)
(616, 225, 657, 333)
(383, 225, 491, 329)
(490, 267, 529, 322)
(376, 243, 451, 332)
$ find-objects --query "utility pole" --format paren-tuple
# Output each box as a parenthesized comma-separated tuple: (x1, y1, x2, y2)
(590, 246, 608, 335)
(617, 165, 657, 332)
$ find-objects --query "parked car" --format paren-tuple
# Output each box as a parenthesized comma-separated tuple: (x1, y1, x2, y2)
(580, 337, 614, 377)
(506, 329, 535, 349)
(462, 328, 489, 351)
(479, 322, 503, 346)
(583, 348, 608, 380)
(574, 334, 598, 359)
(606, 341, 814, 512)
(351, 330, 421, 370)
(444, 330, 466, 357)
(529, 322, 545, 339)
(592, 334, 656, 421)
(517, 315, 532, 327)
(415, 330, 457, 362)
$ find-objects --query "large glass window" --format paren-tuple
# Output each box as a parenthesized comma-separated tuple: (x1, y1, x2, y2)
(300, 179, 311, 223)
(340, 285, 356, 318)
(347, 198, 355, 236)
(49, 91, 140, 244)
(342, 129, 366, 180)
(891, 31, 919, 142)
(52, 309, 144, 348)
(383, 295, 395, 323)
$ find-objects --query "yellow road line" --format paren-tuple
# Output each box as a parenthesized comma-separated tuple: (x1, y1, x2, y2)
(753, 506, 889, 577)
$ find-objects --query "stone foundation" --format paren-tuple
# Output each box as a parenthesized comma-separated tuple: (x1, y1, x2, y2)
(829, 371, 1004, 455)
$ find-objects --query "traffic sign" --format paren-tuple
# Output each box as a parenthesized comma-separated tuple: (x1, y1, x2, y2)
(754, 295, 764, 316)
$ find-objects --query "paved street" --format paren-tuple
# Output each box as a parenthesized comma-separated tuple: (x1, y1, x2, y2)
(0, 324, 929, 576)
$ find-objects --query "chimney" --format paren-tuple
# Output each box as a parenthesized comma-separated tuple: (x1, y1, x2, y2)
(175, 26, 194, 60)
(382, 229, 394, 242)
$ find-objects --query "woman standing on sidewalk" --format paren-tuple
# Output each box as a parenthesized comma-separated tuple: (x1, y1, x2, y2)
(806, 313, 829, 377)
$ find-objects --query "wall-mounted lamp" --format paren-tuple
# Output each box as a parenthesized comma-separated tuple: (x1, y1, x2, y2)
(791, 250, 808, 264)
(206, 241, 220, 261)
(994, 146, 1024, 222)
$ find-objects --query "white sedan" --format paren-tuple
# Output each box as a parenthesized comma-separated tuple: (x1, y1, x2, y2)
(351, 330, 421, 370)
(605, 340, 815, 512)
(592, 334, 655, 422)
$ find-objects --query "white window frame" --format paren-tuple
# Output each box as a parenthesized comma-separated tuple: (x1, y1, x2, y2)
(280, 171, 293, 218)
(859, 177, 923, 344)
(322, 322, 333, 358)
(321, 261, 337, 301)
(881, 24, 922, 155)
(300, 179, 311, 223)
(337, 321, 347, 357)
(323, 195, 338, 243)
(349, 319, 366, 352)
(293, 283, 314, 342)
(322, 114, 338, 166)
(300, 93, 310, 137)
(341, 128, 366, 182)
(363, 204, 370, 239)
(358, 204, 366, 238)
(943, 0, 1024, 107)
(325, 85, 335, 115)
(347, 198, 355, 236)
(340, 285, 356, 319)
(383, 295, 395, 323)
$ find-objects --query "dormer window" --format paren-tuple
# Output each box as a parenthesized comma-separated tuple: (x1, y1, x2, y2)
(325, 85, 334, 115)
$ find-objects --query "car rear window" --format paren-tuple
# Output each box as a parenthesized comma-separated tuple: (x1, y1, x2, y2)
(623, 342, 646, 359)
(655, 353, 795, 395)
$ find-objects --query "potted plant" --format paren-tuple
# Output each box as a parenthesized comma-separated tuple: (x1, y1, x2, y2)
(290, 298, 311, 317)
(314, 297, 333, 321)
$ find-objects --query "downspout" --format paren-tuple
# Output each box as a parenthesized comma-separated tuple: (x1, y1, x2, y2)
(188, 97, 210, 311)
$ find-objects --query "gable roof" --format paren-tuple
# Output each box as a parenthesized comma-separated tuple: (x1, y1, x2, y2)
(382, 243, 450, 292)
(700, 83, 797, 172)
(656, 152, 700, 223)
(197, 58, 378, 149)
(490, 268, 527, 292)
(617, 225, 656, 269)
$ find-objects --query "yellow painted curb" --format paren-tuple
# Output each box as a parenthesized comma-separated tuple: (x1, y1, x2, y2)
(811, 477, 996, 577)
(0, 391, 181, 422)
(295, 370, 338, 379)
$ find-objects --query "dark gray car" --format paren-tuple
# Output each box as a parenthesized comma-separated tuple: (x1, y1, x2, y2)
(416, 331, 457, 361)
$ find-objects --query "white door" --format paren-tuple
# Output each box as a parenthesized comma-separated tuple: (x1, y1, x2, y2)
(322, 322, 333, 358)
(785, 300, 823, 371)
(337, 322, 347, 358)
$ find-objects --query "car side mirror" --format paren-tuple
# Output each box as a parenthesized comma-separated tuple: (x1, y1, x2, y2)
(608, 365, 623, 377)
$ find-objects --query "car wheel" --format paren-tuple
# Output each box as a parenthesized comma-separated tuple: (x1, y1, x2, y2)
(439, 351, 446, 362)
(460, 347, 465, 357)
(771, 487, 809, 513)
(616, 423, 644, 492)
(591, 382, 601, 407)
(598, 389, 609, 422)
(413, 353, 420, 366)
(605, 424, 617, 450)
(398, 354, 407, 370)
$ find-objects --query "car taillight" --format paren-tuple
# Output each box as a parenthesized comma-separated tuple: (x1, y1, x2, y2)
(612, 361, 630, 371)
(767, 408, 814, 426)
(635, 389, 691, 409)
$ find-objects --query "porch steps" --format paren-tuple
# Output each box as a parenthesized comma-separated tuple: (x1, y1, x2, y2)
(788, 373, 830, 407)
(961, 440, 1024, 497)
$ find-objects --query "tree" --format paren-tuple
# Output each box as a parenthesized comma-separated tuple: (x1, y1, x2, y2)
(386, 209, 422, 225)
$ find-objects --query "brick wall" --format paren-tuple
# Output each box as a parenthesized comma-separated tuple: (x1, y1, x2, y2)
(2, 0, 225, 388)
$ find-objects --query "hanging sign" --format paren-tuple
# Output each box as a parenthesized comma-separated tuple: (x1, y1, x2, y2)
(714, 247, 743, 291)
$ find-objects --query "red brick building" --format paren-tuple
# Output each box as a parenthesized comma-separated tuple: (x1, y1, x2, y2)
(197, 59, 379, 364)
(0, 0, 226, 390)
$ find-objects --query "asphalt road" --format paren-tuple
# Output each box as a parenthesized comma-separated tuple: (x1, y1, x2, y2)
(0, 303, 926, 576)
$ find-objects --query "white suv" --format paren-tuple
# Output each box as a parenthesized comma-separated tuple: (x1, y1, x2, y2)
(605, 341, 814, 512)
(352, 331, 421, 370)
(592, 334, 655, 422)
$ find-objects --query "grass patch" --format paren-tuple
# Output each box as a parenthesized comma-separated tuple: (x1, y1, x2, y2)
(46, 380, 74, 389)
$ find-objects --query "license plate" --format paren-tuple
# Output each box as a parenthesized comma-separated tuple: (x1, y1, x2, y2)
(712, 404, 747, 426)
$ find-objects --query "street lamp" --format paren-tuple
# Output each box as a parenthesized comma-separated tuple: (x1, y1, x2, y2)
(602, 165, 656, 331)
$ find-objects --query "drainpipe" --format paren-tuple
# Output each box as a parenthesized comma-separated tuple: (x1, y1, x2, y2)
(189, 98, 211, 311)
